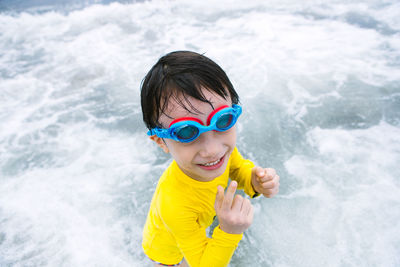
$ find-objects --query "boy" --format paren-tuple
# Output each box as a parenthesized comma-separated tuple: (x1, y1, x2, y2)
(141, 51, 280, 267)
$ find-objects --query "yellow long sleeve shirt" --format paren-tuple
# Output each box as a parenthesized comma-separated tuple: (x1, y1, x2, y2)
(142, 147, 256, 266)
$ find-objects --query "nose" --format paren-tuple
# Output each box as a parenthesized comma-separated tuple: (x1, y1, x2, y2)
(197, 131, 222, 159)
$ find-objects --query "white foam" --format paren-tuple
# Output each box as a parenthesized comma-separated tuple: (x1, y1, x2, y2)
(1, 0, 400, 266)
(275, 122, 400, 266)
(0, 125, 157, 266)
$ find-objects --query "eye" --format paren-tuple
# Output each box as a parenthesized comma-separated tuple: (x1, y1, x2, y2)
(176, 125, 199, 141)
(216, 114, 234, 130)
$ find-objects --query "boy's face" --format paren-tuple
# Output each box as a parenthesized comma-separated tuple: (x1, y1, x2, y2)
(150, 88, 237, 182)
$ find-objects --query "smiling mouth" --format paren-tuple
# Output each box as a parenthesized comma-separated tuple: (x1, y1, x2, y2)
(200, 158, 221, 167)
(197, 155, 225, 171)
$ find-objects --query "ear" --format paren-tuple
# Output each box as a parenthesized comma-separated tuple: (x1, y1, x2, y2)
(149, 135, 169, 153)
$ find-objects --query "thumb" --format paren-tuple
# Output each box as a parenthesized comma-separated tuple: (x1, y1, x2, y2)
(256, 167, 265, 178)
(252, 166, 265, 178)
(215, 185, 224, 210)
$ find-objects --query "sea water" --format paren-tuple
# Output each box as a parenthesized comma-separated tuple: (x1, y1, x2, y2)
(0, 0, 399, 266)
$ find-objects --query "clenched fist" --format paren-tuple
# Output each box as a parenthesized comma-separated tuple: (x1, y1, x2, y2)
(251, 167, 280, 198)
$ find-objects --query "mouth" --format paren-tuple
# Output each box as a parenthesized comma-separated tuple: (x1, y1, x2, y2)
(197, 155, 225, 171)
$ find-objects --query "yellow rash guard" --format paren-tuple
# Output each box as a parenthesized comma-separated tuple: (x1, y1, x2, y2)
(142, 147, 257, 266)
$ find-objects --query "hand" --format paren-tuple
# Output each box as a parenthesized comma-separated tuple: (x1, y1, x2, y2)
(214, 181, 254, 235)
(251, 167, 280, 198)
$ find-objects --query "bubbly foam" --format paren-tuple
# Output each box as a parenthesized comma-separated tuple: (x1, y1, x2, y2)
(1, 0, 399, 266)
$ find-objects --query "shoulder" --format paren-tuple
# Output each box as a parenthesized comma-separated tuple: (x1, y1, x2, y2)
(231, 146, 240, 158)
(229, 146, 243, 166)
(155, 179, 197, 227)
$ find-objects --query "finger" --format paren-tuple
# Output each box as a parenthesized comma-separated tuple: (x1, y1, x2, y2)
(262, 190, 274, 198)
(232, 194, 244, 212)
(241, 198, 252, 214)
(255, 167, 265, 179)
(266, 168, 277, 178)
(259, 169, 277, 183)
(263, 186, 279, 198)
(214, 185, 224, 210)
(222, 181, 237, 210)
(261, 179, 279, 189)
(247, 204, 254, 223)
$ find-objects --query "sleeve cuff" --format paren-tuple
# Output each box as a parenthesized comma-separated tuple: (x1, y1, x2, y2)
(243, 162, 260, 198)
(212, 226, 243, 246)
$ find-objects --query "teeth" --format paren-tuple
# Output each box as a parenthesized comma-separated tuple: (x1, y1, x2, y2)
(202, 159, 221, 166)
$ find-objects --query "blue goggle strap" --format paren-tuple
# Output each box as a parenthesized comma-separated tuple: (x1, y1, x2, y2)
(147, 127, 170, 138)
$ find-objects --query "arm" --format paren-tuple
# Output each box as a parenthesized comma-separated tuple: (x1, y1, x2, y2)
(158, 182, 253, 267)
(230, 147, 280, 198)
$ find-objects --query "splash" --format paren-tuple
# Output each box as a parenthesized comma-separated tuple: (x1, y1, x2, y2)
(1, 0, 399, 266)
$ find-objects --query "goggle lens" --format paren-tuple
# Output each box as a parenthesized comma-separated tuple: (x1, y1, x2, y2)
(176, 125, 199, 141)
(216, 113, 234, 130)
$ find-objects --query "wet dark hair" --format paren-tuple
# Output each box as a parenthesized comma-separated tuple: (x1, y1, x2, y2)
(140, 51, 239, 130)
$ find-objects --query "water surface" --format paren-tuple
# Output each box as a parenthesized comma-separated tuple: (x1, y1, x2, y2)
(1, 0, 399, 266)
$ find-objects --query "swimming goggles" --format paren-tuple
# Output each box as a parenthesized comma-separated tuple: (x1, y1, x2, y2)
(147, 104, 242, 143)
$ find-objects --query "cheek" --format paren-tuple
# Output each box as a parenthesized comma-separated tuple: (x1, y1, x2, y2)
(166, 141, 196, 163)
(231, 127, 237, 141)
(223, 127, 237, 144)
